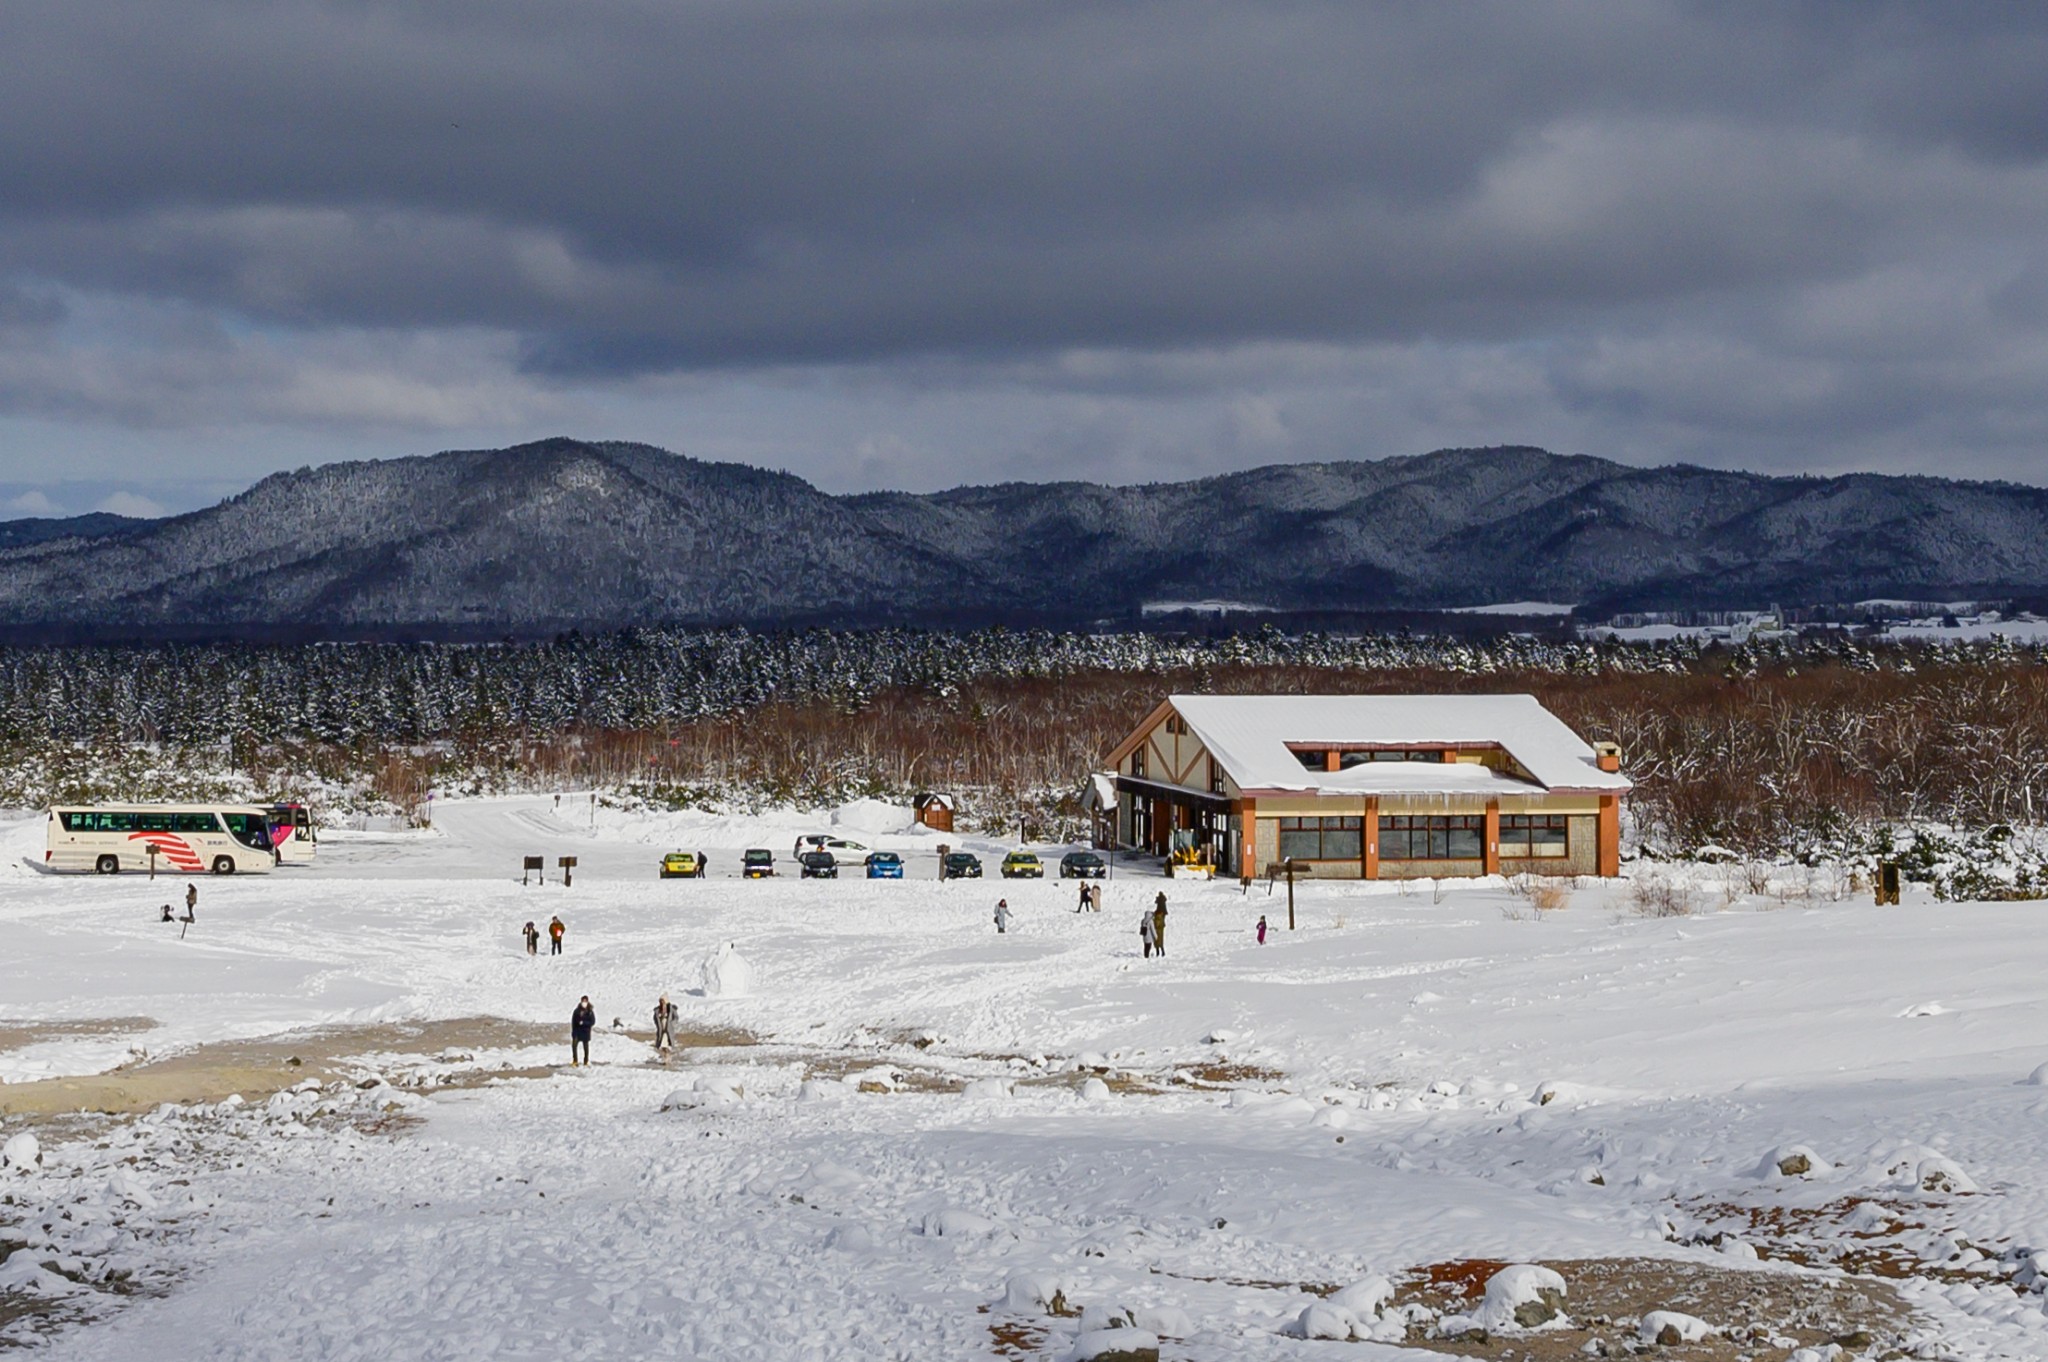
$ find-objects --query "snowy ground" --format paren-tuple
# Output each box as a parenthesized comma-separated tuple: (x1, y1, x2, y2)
(3, 796, 2048, 1358)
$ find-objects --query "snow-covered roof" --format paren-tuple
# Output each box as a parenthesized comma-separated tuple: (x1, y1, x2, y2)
(1164, 694, 1630, 795)
(1085, 772, 1119, 810)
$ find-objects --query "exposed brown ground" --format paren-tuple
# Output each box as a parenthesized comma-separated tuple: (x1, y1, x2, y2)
(1384, 1257, 1905, 1359)
(0, 1016, 752, 1116)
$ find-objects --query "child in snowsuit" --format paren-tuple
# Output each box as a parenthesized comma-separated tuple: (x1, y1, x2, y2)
(570, 996, 596, 1065)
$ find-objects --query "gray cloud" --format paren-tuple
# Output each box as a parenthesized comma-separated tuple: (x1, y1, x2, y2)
(2, 2, 2048, 493)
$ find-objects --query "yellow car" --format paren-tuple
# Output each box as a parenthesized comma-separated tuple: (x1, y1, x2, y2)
(660, 851, 706, 879)
(1000, 851, 1044, 879)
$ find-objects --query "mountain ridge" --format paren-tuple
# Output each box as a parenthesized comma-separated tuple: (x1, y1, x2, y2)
(5, 438, 2047, 638)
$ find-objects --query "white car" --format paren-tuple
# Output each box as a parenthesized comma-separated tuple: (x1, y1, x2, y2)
(794, 834, 871, 866)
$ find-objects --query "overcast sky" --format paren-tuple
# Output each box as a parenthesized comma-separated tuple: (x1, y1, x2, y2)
(4, 1, 2048, 516)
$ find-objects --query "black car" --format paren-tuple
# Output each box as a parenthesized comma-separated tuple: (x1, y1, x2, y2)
(799, 850, 839, 879)
(1060, 851, 1107, 878)
(742, 848, 776, 879)
(941, 851, 983, 880)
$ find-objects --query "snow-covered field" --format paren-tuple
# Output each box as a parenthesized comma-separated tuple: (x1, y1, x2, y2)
(4, 796, 2048, 1359)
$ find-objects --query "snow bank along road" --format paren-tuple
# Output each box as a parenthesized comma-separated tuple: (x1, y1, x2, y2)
(2, 796, 2048, 1358)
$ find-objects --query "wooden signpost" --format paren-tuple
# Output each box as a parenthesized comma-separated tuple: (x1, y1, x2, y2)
(523, 855, 544, 885)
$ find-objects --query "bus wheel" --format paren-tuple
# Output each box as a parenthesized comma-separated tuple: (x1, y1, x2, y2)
(95, 854, 119, 875)
(212, 856, 236, 876)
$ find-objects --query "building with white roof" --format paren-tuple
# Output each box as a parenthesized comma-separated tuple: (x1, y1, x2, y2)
(1102, 694, 1629, 880)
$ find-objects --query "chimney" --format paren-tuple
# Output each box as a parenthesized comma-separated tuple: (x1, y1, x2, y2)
(1593, 741, 1622, 774)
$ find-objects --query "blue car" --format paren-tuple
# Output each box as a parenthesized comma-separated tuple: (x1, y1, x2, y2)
(865, 851, 904, 879)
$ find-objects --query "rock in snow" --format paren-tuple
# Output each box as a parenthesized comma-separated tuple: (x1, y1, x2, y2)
(1641, 1310, 1715, 1344)
(2, 1131, 39, 1171)
(1062, 1327, 1158, 1361)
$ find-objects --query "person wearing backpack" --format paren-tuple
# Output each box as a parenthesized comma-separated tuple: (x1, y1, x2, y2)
(570, 996, 596, 1066)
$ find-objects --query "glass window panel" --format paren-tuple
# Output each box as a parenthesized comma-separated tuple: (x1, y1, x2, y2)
(1322, 826, 1361, 859)
(1279, 828, 1321, 861)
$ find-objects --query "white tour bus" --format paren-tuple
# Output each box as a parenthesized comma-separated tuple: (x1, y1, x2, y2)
(46, 804, 278, 875)
(266, 802, 318, 865)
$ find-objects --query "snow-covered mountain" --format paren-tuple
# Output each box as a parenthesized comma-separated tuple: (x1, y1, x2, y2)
(3, 438, 2045, 636)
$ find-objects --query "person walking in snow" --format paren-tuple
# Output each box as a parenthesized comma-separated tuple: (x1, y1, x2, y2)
(1151, 899, 1168, 958)
(1139, 910, 1156, 959)
(548, 915, 565, 955)
(1075, 884, 1089, 913)
(184, 883, 198, 920)
(994, 899, 1013, 934)
(1256, 914, 1268, 945)
(652, 995, 677, 1056)
(570, 995, 596, 1066)
(522, 920, 540, 956)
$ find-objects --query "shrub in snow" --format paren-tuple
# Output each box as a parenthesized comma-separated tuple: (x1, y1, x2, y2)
(1640, 1310, 1714, 1344)
(1295, 1302, 1359, 1340)
(1061, 1327, 1157, 1362)
(1078, 1077, 1110, 1103)
(1127, 1306, 1191, 1338)
(1462, 1263, 1568, 1331)
(1328, 1275, 1394, 1317)
(1757, 1144, 1830, 1179)
(1916, 1155, 1976, 1194)
(699, 941, 754, 998)
(920, 1207, 1001, 1238)
(3, 1132, 40, 1171)
(659, 1076, 739, 1111)
(1002, 1271, 1078, 1316)
(825, 1223, 876, 1253)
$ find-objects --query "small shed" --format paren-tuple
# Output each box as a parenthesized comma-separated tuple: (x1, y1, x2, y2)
(1083, 772, 1120, 850)
(913, 791, 956, 833)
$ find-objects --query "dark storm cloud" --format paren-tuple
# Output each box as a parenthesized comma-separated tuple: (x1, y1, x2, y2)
(3, 1, 2048, 487)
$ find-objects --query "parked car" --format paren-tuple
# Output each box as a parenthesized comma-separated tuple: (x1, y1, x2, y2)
(794, 834, 872, 865)
(742, 848, 776, 879)
(1059, 851, 1107, 878)
(1000, 851, 1044, 879)
(864, 851, 904, 879)
(799, 850, 839, 879)
(942, 851, 983, 880)
(659, 850, 706, 879)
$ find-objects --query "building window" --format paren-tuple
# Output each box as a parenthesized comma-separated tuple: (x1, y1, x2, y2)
(1209, 758, 1225, 794)
(1293, 749, 1328, 770)
(1278, 816, 1362, 861)
(1164, 715, 1188, 736)
(1501, 814, 1569, 858)
(1379, 815, 1483, 860)
(1130, 745, 1146, 778)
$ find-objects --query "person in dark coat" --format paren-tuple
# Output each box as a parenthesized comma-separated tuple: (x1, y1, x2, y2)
(184, 883, 198, 921)
(570, 996, 596, 1065)
(522, 921, 540, 955)
(1151, 900, 1168, 957)
(652, 995, 677, 1056)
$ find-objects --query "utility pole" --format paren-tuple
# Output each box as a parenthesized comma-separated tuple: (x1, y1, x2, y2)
(1286, 858, 1297, 931)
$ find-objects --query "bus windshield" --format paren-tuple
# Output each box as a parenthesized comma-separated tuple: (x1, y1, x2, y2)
(221, 813, 271, 850)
